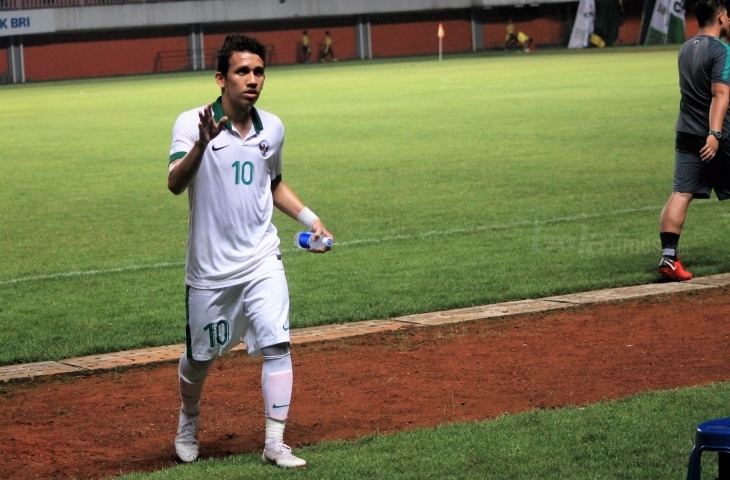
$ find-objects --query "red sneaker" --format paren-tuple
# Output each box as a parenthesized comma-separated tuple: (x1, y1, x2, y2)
(658, 257, 693, 281)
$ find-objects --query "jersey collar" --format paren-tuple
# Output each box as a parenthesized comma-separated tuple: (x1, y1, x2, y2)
(212, 96, 263, 134)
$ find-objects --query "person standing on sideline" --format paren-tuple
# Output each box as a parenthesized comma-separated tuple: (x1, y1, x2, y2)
(659, 0, 730, 281)
(167, 34, 333, 468)
(505, 20, 519, 50)
(321, 31, 336, 62)
(301, 30, 311, 63)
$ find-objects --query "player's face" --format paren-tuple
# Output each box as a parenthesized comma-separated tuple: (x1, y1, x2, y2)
(721, 8, 730, 37)
(216, 51, 265, 110)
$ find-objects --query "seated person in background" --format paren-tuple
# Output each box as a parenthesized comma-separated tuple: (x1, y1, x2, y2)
(517, 31, 533, 52)
(505, 20, 519, 50)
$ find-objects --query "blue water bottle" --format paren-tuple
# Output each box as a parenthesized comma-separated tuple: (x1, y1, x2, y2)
(293, 231, 333, 250)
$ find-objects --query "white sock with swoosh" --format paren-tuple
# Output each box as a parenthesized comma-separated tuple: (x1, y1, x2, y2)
(262, 352, 293, 442)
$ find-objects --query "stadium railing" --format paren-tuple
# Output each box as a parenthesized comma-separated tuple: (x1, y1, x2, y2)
(153, 45, 276, 74)
(152, 49, 191, 74)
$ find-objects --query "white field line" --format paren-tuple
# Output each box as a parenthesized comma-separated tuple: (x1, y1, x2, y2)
(335, 205, 663, 247)
(0, 204, 664, 286)
(0, 262, 186, 286)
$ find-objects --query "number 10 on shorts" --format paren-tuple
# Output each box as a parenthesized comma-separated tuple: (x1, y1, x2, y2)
(204, 320, 230, 347)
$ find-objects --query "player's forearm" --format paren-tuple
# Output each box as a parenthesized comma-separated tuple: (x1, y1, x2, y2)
(708, 101, 728, 133)
(168, 140, 207, 195)
(272, 181, 306, 220)
(708, 84, 730, 133)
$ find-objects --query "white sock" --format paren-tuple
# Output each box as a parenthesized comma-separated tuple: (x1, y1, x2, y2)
(265, 417, 286, 445)
(178, 354, 211, 416)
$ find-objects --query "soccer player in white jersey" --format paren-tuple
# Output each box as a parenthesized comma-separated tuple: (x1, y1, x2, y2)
(167, 34, 332, 469)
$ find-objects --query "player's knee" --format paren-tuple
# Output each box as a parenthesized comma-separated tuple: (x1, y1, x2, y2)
(179, 354, 213, 384)
(261, 342, 290, 358)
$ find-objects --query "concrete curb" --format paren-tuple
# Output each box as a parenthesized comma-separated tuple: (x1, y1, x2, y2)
(2, 273, 729, 383)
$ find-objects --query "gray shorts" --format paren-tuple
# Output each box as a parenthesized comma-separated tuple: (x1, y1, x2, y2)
(674, 131, 730, 200)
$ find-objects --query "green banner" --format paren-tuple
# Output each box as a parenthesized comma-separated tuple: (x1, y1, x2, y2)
(591, 0, 623, 47)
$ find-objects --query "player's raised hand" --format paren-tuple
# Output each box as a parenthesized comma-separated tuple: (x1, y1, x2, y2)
(197, 104, 228, 146)
(308, 219, 333, 253)
(700, 135, 719, 163)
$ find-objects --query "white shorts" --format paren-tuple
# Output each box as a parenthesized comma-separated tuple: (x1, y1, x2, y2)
(185, 260, 290, 360)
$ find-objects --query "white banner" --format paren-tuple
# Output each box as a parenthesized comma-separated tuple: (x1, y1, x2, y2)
(646, 0, 670, 43)
(645, 0, 685, 45)
(651, 0, 669, 34)
(0, 9, 55, 37)
(568, 0, 595, 48)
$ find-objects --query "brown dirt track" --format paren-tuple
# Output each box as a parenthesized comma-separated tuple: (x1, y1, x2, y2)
(2, 287, 730, 479)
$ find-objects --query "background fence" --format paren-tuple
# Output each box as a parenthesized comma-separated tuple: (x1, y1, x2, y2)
(0, 0, 182, 10)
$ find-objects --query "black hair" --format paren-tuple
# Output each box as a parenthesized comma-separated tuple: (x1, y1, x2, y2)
(215, 34, 266, 75)
(695, 0, 727, 28)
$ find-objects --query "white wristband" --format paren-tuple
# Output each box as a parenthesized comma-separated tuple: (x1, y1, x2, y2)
(296, 207, 319, 230)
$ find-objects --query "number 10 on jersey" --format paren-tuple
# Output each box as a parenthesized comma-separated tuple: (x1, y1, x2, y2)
(232, 161, 254, 185)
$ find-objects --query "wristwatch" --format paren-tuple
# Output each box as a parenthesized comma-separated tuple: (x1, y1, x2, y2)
(709, 130, 722, 139)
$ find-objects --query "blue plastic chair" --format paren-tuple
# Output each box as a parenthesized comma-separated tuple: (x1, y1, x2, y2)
(687, 418, 730, 480)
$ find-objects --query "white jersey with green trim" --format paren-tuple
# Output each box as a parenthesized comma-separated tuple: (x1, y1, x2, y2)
(169, 99, 284, 289)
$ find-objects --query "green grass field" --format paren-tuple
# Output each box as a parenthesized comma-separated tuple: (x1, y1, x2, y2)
(2, 46, 728, 480)
(119, 382, 730, 480)
(3, 46, 727, 366)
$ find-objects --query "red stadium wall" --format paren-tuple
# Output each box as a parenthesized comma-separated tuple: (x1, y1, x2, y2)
(615, 6, 695, 46)
(483, 17, 565, 49)
(23, 30, 188, 81)
(9, 4, 699, 83)
(685, 12, 699, 38)
(479, 4, 570, 49)
(616, 11, 697, 46)
(371, 19, 472, 57)
(616, 15, 641, 45)
(0, 45, 7, 78)
(480, 6, 688, 49)
(205, 25, 356, 66)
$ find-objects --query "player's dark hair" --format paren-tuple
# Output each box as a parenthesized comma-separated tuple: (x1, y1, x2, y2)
(216, 34, 266, 75)
(695, 0, 727, 28)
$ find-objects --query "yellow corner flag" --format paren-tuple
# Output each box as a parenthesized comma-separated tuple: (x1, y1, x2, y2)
(438, 24, 445, 38)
